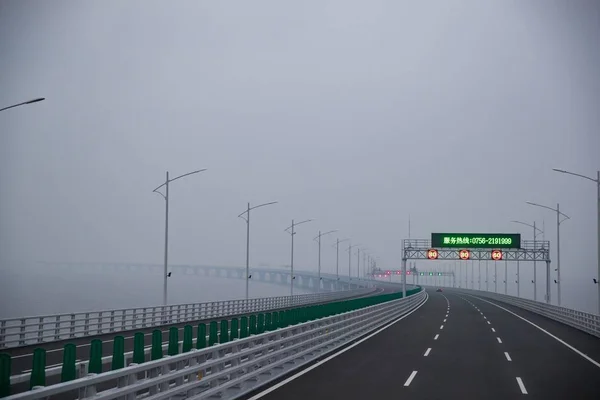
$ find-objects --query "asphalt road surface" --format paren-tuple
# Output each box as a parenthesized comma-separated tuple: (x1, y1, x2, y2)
(241, 288, 600, 400)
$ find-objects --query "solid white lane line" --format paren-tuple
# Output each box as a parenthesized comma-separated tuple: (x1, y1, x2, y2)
(491, 328, 496, 332)
(424, 348, 432, 357)
(434, 334, 439, 340)
(497, 337, 503, 343)
(404, 371, 418, 386)
(487, 321, 491, 325)
(505, 352, 512, 361)
(440, 325, 444, 330)
(247, 293, 429, 399)
(516, 377, 528, 394)
(465, 294, 600, 369)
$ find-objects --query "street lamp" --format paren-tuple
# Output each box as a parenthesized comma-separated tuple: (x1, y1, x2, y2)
(313, 230, 338, 292)
(511, 220, 544, 301)
(358, 247, 370, 280)
(347, 243, 361, 287)
(332, 238, 350, 290)
(284, 219, 314, 296)
(238, 201, 278, 300)
(526, 201, 570, 305)
(552, 168, 600, 315)
(153, 169, 207, 306)
(0, 97, 45, 113)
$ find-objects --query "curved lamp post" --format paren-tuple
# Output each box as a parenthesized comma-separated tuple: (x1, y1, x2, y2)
(332, 238, 350, 290)
(285, 218, 314, 296)
(511, 220, 544, 301)
(153, 169, 207, 305)
(0, 97, 45, 113)
(238, 201, 278, 300)
(553, 168, 600, 314)
(526, 201, 570, 305)
(313, 230, 337, 292)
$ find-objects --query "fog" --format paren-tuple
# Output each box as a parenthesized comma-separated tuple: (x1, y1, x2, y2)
(1, 1, 599, 315)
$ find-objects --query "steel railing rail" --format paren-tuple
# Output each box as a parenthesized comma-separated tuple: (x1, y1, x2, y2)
(446, 288, 600, 338)
(0, 288, 373, 349)
(3, 289, 425, 400)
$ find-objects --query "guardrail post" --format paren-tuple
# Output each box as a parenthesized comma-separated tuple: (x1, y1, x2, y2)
(19, 319, 26, 346)
(88, 339, 102, 374)
(240, 317, 248, 338)
(61, 343, 77, 382)
(230, 318, 239, 340)
(249, 315, 257, 335)
(29, 348, 46, 389)
(132, 332, 145, 364)
(208, 321, 218, 346)
(182, 325, 193, 353)
(111, 336, 125, 370)
(0, 353, 10, 398)
(84, 313, 90, 336)
(196, 324, 207, 349)
(219, 320, 229, 343)
(37, 317, 44, 343)
(151, 330, 162, 360)
(168, 327, 179, 356)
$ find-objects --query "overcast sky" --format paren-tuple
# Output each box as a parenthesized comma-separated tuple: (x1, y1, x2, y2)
(1, 1, 598, 298)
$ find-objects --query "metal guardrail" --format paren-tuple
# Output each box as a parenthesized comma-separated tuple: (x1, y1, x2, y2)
(449, 288, 600, 338)
(4, 288, 425, 400)
(0, 289, 373, 349)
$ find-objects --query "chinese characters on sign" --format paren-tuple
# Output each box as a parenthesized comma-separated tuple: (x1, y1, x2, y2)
(431, 233, 521, 249)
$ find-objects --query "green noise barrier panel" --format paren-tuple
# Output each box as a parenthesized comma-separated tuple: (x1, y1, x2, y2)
(60, 343, 76, 382)
(0, 353, 11, 397)
(111, 336, 125, 371)
(133, 332, 145, 364)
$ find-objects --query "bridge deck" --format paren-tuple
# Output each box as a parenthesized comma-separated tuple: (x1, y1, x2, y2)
(242, 289, 600, 399)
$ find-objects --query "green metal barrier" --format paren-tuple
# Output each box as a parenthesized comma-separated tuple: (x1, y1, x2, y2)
(240, 316, 249, 338)
(209, 321, 218, 346)
(249, 315, 257, 335)
(182, 325, 193, 353)
(230, 318, 239, 340)
(29, 348, 46, 389)
(168, 327, 179, 356)
(151, 330, 163, 360)
(196, 323, 207, 349)
(61, 343, 76, 382)
(111, 336, 125, 370)
(0, 353, 11, 398)
(219, 320, 229, 343)
(132, 332, 145, 364)
(88, 339, 102, 374)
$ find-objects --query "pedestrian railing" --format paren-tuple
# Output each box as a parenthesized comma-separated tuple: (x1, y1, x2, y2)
(449, 288, 600, 338)
(1, 287, 424, 400)
(0, 289, 374, 349)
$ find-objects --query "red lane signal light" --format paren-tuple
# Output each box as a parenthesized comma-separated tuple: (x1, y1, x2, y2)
(459, 249, 470, 260)
(491, 250, 503, 261)
(427, 249, 439, 260)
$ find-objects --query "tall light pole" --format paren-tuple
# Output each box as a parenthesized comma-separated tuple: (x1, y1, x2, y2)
(333, 238, 350, 290)
(527, 201, 570, 305)
(238, 201, 278, 300)
(347, 243, 360, 287)
(511, 220, 544, 301)
(152, 169, 207, 306)
(314, 230, 338, 292)
(553, 168, 600, 314)
(0, 97, 45, 113)
(285, 219, 313, 296)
